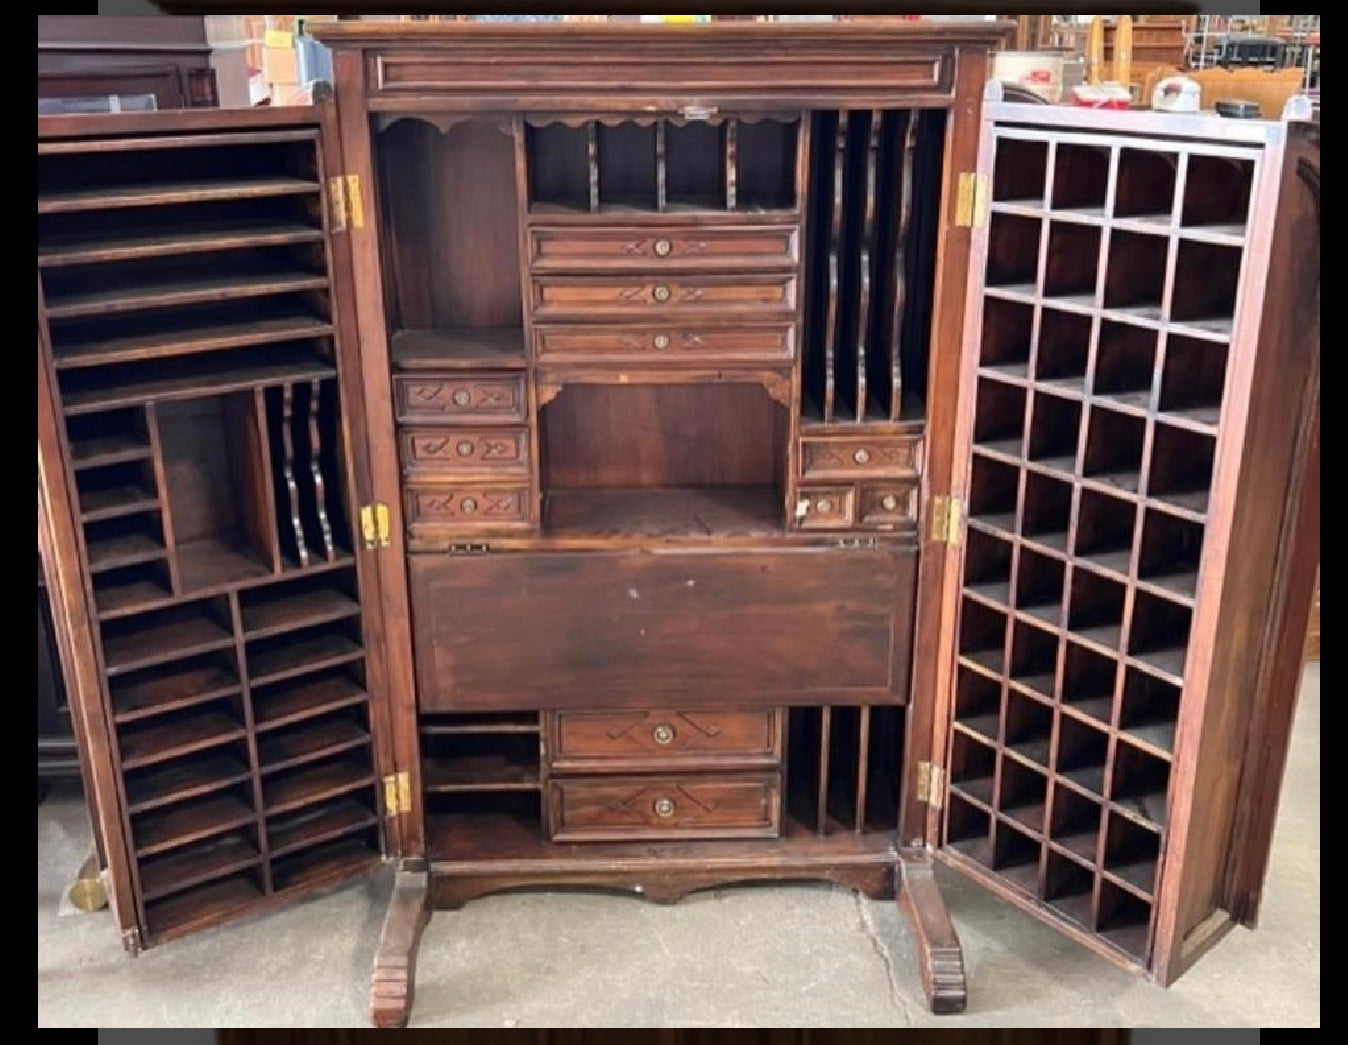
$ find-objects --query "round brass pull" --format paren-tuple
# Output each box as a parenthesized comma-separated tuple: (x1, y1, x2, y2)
(460, 497, 478, 514)
(853, 448, 871, 465)
(652, 334, 671, 350)
(817, 498, 834, 514)
(881, 494, 899, 512)
(653, 797, 676, 818)
(652, 284, 672, 303)
(653, 238, 674, 257)
(451, 389, 472, 407)
(652, 723, 676, 745)
(456, 440, 475, 457)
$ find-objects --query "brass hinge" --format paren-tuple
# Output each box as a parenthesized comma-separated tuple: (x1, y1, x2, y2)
(917, 761, 946, 809)
(383, 771, 412, 817)
(328, 173, 365, 232)
(359, 503, 391, 550)
(954, 172, 990, 228)
(448, 543, 492, 554)
(929, 495, 964, 546)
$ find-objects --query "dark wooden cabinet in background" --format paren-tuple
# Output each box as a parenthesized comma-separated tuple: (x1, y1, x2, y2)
(37, 23, 1318, 1029)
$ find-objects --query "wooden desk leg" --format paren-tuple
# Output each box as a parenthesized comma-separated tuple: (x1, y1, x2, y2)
(897, 847, 968, 1014)
(370, 864, 430, 1029)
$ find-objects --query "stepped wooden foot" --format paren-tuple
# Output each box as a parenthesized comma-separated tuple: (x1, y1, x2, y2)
(370, 865, 430, 1029)
(898, 847, 967, 1015)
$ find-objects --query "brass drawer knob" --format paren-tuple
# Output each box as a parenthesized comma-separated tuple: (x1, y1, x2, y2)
(652, 284, 672, 303)
(652, 723, 676, 745)
(452, 389, 471, 407)
(460, 497, 478, 514)
(456, 440, 475, 457)
(653, 797, 676, 818)
(853, 448, 871, 465)
(881, 494, 899, 512)
(652, 333, 671, 350)
(816, 498, 834, 514)
(653, 238, 673, 257)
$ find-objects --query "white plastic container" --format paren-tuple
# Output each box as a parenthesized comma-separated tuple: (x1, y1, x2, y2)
(992, 51, 1065, 104)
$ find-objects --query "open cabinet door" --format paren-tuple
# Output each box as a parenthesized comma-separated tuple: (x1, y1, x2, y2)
(37, 103, 400, 952)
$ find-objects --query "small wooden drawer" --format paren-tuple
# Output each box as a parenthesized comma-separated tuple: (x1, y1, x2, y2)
(394, 373, 527, 425)
(533, 324, 795, 365)
(400, 427, 530, 477)
(528, 224, 799, 272)
(799, 435, 922, 480)
(531, 274, 797, 320)
(404, 481, 532, 535)
(794, 486, 856, 530)
(547, 708, 783, 773)
(548, 773, 782, 842)
(858, 482, 920, 530)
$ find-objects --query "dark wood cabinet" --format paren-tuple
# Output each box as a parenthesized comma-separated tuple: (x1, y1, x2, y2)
(36, 23, 1318, 1029)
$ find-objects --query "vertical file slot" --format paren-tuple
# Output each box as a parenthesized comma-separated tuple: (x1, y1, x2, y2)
(823, 117, 849, 422)
(655, 121, 668, 213)
(816, 706, 832, 833)
(855, 111, 883, 421)
(586, 123, 600, 213)
(886, 111, 918, 420)
(304, 379, 336, 562)
(854, 706, 872, 832)
(267, 384, 309, 568)
(724, 120, 738, 210)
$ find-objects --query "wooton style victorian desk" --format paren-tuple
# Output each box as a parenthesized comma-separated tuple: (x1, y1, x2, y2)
(36, 23, 1319, 1028)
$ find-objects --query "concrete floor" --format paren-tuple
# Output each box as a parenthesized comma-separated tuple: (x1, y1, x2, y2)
(39, 667, 1320, 1028)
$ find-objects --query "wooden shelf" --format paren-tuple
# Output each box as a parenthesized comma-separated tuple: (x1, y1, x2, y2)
(270, 835, 381, 892)
(242, 585, 360, 640)
(39, 219, 324, 268)
(70, 433, 152, 470)
(419, 713, 540, 736)
(144, 872, 264, 941)
(264, 759, 376, 817)
(248, 631, 364, 687)
(125, 752, 252, 815)
(253, 673, 368, 733)
(119, 709, 246, 770)
(544, 486, 782, 540)
(44, 262, 329, 320)
(423, 754, 541, 793)
(86, 530, 166, 574)
(257, 715, 371, 774)
(391, 327, 527, 371)
(101, 606, 234, 677)
(139, 833, 261, 903)
(110, 658, 238, 724)
(134, 792, 257, 858)
(267, 798, 379, 859)
(79, 481, 158, 523)
(38, 175, 321, 215)
(176, 537, 274, 593)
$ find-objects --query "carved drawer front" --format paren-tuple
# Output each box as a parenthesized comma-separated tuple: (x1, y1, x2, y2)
(794, 486, 856, 530)
(528, 225, 799, 272)
(400, 427, 530, 477)
(394, 373, 527, 425)
(404, 482, 532, 536)
(548, 773, 782, 842)
(548, 708, 783, 773)
(533, 324, 795, 365)
(531, 274, 797, 319)
(799, 435, 922, 480)
(858, 481, 920, 530)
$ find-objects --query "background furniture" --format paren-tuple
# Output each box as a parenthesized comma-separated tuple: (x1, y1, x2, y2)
(1140, 66, 1306, 119)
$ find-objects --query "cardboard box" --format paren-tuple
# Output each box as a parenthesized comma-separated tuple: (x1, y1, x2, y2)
(263, 46, 299, 85)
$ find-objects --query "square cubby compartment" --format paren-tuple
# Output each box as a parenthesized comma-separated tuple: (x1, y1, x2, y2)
(1068, 569, 1127, 652)
(945, 791, 994, 866)
(1044, 849, 1096, 927)
(1118, 669, 1181, 755)
(1083, 407, 1145, 496)
(1171, 240, 1242, 337)
(1159, 334, 1228, 429)
(1096, 879, 1153, 959)
(1004, 689, 1053, 769)
(1015, 546, 1065, 627)
(958, 600, 1008, 678)
(1042, 223, 1101, 302)
(1093, 321, 1158, 411)
(597, 123, 657, 210)
(1127, 589, 1193, 680)
(665, 121, 727, 209)
(992, 821, 1043, 895)
(968, 454, 1020, 532)
(1033, 307, 1091, 394)
(735, 118, 799, 211)
(64, 407, 150, 469)
(1113, 147, 1179, 224)
(1026, 393, 1081, 475)
(1021, 471, 1072, 553)
(986, 212, 1042, 291)
(1110, 739, 1172, 828)
(980, 297, 1034, 377)
(998, 757, 1049, 834)
(1148, 423, 1215, 516)
(1103, 811, 1162, 897)
(1055, 713, 1109, 796)
(1138, 509, 1203, 601)
(75, 460, 158, 523)
(1049, 784, 1104, 865)
(1181, 153, 1255, 234)
(948, 729, 997, 807)
(1103, 230, 1168, 321)
(1009, 620, 1059, 701)
(527, 123, 591, 211)
(964, 528, 1014, 606)
(993, 135, 1047, 204)
(973, 378, 1026, 458)
(1050, 141, 1110, 215)
(1061, 641, 1118, 727)
(1074, 487, 1137, 574)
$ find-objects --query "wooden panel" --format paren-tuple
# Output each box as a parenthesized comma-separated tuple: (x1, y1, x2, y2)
(530, 273, 796, 319)
(393, 373, 527, 425)
(409, 548, 913, 710)
(548, 707, 783, 772)
(533, 324, 794, 365)
(548, 773, 781, 842)
(528, 224, 798, 271)
(403, 482, 532, 537)
(398, 427, 530, 478)
(799, 435, 923, 480)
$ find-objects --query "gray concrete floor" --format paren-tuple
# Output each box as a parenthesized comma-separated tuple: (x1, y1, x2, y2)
(39, 667, 1320, 1028)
